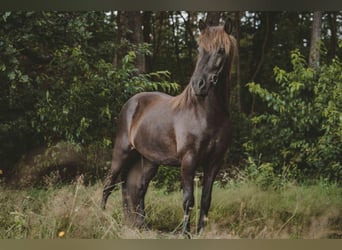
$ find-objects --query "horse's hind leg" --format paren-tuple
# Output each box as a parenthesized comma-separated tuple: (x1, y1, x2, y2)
(122, 157, 158, 228)
(102, 140, 138, 210)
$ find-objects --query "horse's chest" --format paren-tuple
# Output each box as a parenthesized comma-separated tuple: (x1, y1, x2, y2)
(202, 129, 227, 154)
(206, 135, 221, 150)
(180, 125, 229, 156)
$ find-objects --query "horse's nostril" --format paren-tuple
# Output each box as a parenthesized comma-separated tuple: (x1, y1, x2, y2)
(211, 74, 218, 84)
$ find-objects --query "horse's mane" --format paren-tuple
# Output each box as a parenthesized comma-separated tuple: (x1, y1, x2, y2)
(199, 26, 237, 56)
(171, 25, 238, 111)
(171, 85, 194, 110)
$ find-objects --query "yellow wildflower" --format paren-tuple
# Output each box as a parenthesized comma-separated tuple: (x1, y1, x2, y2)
(58, 231, 65, 238)
(0, 169, 3, 175)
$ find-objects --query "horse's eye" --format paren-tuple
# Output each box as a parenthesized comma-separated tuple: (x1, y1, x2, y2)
(218, 48, 225, 54)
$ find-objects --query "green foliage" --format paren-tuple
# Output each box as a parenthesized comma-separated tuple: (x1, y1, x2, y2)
(152, 165, 181, 193)
(225, 108, 252, 167)
(0, 12, 179, 181)
(246, 49, 342, 182)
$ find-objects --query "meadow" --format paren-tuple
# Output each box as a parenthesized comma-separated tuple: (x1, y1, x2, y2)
(1, 178, 341, 239)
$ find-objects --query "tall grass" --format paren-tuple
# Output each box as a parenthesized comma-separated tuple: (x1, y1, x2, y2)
(208, 181, 342, 238)
(0, 179, 341, 239)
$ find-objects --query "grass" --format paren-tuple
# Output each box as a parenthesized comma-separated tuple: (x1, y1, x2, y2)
(0, 179, 341, 239)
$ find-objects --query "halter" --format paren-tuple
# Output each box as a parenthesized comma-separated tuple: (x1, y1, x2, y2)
(210, 44, 229, 86)
(210, 58, 226, 86)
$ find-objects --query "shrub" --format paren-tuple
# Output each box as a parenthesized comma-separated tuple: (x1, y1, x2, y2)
(152, 165, 181, 193)
(246, 49, 342, 183)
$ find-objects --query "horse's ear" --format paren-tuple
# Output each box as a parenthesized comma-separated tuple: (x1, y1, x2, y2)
(224, 18, 233, 34)
(199, 19, 207, 32)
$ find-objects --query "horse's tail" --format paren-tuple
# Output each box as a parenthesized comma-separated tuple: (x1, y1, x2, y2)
(102, 137, 134, 210)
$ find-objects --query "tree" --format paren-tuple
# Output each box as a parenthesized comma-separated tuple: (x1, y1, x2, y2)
(205, 11, 221, 25)
(250, 12, 271, 114)
(308, 11, 322, 69)
(114, 11, 146, 73)
(142, 11, 152, 72)
(326, 12, 338, 62)
(235, 11, 242, 112)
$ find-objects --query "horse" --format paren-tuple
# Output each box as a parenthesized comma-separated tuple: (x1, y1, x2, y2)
(101, 18, 237, 236)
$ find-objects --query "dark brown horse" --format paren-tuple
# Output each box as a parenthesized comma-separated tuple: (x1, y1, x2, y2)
(102, 19, 237, 236)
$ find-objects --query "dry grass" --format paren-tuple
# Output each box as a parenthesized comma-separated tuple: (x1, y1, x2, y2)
(0, 179, 341, 239)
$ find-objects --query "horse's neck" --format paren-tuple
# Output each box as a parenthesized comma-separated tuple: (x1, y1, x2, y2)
(172, 75, 230, 116)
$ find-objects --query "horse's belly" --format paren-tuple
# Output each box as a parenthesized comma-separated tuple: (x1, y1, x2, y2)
(135, 142, 179, 165)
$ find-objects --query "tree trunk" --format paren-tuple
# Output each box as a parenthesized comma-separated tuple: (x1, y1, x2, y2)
(180, 11, 197, 71)
(115, 11, 146, 73)
(235, 11, 242, 113)
(151, 12, 166, 70)
(327, 12, 337, 62)
(142, 11, 152, 72)
(112, 11, 122, 68)
(171, 12, 181, 75)
(308, 11, 322, 70)
(250, 12, 270, 115)
(205, 12, 221, 26)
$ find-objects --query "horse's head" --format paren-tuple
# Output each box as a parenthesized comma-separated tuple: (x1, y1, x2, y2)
(191, 18, 236, 96)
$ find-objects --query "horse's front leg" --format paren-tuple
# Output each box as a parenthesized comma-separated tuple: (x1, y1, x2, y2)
(180, 153, 197, 238)
(197, 163, 221, 234)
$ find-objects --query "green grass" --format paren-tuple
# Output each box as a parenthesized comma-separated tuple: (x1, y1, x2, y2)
(208, 181, 342, 238)
(0, 179, 341, 239)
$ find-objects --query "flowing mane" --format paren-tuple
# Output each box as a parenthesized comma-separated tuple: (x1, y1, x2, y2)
(171, 85, 194, 110)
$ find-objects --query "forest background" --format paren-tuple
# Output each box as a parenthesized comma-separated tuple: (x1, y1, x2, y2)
(0, 11, 341, 238)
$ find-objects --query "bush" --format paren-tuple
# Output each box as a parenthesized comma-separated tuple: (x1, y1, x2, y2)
(245, 49, 342, 182)
(152, 165, 181, 193)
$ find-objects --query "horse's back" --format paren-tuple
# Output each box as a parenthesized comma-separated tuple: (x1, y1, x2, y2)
(118, 91, 172, 124)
